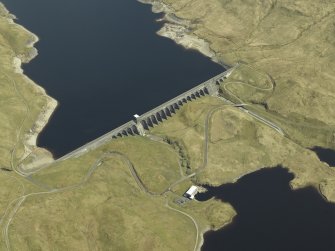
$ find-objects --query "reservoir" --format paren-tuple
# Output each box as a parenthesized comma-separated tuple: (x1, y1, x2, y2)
(196, 167, 335, 251)
(1, 0, 223, 157)
(2, 2, 335, 250)
(311, 147, 335, 167)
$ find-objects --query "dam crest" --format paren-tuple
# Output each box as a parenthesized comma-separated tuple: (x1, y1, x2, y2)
(57, 67, 234, 161)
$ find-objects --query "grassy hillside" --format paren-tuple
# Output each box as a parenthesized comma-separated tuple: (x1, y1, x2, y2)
(7, 136, 234, 250)
(0, 3, 55, 170)
(159, 0, 335, 149)
(1, 1, 335, 250)
(151, 97, 335, 200)
(0, 7, 233, 250)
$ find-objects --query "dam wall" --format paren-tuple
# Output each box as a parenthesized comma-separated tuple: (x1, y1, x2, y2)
(57, 67, 234, 161)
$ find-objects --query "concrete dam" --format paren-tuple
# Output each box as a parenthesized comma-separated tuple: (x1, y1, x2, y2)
(57, 67, 234, 161)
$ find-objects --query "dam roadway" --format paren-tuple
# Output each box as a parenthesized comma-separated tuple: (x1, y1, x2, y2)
(56, 68, 235, 162)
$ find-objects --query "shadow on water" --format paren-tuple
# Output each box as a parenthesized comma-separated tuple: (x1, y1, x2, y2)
(311, 147, 335, 166)
(196, 166, 335, 251)
(1, 0, 223, 158)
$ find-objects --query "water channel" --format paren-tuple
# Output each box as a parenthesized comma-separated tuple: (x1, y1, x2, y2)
(2, 0, 223, 157)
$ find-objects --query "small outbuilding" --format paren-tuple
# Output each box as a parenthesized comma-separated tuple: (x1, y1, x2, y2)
(133, 114, 140, 122)
(184, 185, 198, 200)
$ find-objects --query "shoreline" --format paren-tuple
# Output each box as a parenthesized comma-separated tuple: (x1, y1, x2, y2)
(196, 212, 235, 251)
(4, 0, 222, 169)
(138, 0, 222, 65)
(137, 2, 235, 250)
(3, 4, 58, 165)
(137, 0, 335, 238)
(2, 1, 334, 249)
(199, 165, 335, 204)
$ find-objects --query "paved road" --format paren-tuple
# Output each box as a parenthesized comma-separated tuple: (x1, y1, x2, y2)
(165, 200, 199, 251)
(19, 69, 234, 176)
(3, 73, 32, 177)
(3, 97, 281, 251)
(2, 63, 285, 250)
(243, 109, 284, 135)
(218, 64, 285, 136)
(1, 151, 159, 251)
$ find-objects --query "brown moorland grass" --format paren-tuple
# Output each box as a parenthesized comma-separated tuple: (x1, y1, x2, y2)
(0, 3, 55, 169)
(151, 96, 335, 202)
(32, 136, 182, 194)
(2, 1, 335, 250)
(8, 137, 233, 251)
(159, 0, 335, 149)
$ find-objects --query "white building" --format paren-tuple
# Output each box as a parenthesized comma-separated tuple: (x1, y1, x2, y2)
(184, 185, 198, 199)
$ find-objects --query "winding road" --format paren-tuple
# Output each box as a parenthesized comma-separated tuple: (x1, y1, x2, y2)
(1, 102, 232, 251)
(1, 151, 161, 250)
(1, 63, 287, 250)
(220, 64, 285, 135)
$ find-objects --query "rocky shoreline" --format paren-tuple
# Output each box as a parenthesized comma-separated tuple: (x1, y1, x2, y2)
(2, 4, 58, 167)
(3, 0, 218, 172)
(138, 2, 234, 250)
(138, 0, 219, 63)
(138, 1, 335, 249)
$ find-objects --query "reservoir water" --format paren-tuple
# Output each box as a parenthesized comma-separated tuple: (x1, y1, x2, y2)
(1, 0, 223, 157)
(196, 167, 335, 251)
(311, 147, 335, 166)
(2, 2, 335, 250)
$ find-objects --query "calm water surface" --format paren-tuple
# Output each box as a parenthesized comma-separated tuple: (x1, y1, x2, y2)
(3, 2, 335, 250)
(2, 0, 223, 157)
(197, 167, 335, 251)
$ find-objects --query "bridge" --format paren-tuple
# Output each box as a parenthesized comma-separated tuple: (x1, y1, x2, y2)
(57, 67, 235, 161)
